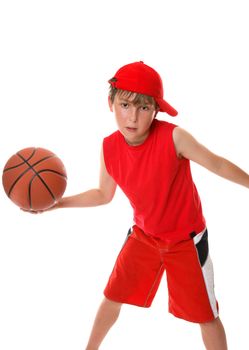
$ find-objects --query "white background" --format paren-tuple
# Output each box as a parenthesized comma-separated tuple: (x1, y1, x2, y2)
(0, 0, 248, 349)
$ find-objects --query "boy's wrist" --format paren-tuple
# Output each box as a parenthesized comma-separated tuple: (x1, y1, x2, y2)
(54, 199, 64, 209)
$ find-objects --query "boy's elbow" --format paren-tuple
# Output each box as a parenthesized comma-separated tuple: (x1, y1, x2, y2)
(105, 191, 116, 204)
(99, 189, 115, 205)
(211, 156, 226, 175)
(100, 196, 114, 206)
(103, 197, 113, 205)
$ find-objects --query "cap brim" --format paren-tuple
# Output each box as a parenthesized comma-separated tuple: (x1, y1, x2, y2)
(156, 98, 178, 116)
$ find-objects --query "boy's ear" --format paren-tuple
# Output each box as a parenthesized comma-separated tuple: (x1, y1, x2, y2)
(108, 96, 113, 111)
(154, 109, 159, 119)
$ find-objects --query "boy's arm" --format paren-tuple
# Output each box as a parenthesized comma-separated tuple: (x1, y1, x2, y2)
(173, 127, 249, 189)
(54, 146, 117, 209)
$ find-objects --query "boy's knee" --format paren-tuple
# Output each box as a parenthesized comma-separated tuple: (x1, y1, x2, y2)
(199, 317, 221, 330)
(103, 297, 122, 309)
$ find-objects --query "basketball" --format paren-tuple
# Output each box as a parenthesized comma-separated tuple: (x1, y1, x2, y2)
(2, 147, 67, 211)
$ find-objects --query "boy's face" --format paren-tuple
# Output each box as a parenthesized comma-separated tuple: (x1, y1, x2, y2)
(109, 92, 158, 146)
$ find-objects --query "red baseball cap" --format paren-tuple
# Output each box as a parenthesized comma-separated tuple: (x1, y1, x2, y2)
(108, 61, 178, 116)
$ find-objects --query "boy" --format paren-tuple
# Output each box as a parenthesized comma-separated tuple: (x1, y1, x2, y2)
(52, 61, 249, 349)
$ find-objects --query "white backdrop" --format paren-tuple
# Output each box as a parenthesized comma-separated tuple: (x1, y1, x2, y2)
(0, 1, 248, 349)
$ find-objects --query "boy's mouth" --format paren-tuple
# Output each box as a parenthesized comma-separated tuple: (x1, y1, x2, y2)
(126, 127, 137, 132)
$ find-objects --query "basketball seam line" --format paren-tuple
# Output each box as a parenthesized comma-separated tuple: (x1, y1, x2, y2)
(8, 153, 56, 197)
(29, 173, 56, 209)
(35, 169, 67, 178)
(16, 153, 60, 210)
(28, 170, 67, 208)
(3, 148, 37, 172)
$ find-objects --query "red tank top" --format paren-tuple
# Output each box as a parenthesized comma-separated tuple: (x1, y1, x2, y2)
(103, 120, 206, 243)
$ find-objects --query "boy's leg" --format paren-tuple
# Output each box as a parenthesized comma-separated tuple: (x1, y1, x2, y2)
(85, 297, 122, 350)
(199, 317, 228, 350)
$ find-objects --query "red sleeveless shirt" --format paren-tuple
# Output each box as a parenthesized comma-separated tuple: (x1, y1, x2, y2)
(103, 120, 206, 243)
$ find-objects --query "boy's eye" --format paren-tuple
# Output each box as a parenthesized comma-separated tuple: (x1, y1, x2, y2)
(121, 103, 129, 108)
(140, 105, 149, 111)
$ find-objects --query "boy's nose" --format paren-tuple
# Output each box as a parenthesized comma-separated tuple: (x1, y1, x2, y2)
(129, 107, 138, 122)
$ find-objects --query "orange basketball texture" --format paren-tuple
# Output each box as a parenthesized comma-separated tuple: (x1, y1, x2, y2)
(2, 147, 67, 210)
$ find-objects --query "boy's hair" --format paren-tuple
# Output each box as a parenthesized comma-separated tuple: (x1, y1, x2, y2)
(109, 78, 158, 108)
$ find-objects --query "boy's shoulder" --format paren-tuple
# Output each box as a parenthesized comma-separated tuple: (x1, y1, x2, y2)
(155, 119, 177, 128)
(103, 130, 121, 154)
(103, 129, 120, 142)
(153, 119, 178, 134)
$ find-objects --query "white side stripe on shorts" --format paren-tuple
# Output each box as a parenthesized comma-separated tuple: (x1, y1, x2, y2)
(194, 230, 219, 319)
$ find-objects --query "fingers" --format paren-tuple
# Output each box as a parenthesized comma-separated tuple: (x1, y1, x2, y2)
(20, 200, 60, 214)
(20, 208, 44, 214)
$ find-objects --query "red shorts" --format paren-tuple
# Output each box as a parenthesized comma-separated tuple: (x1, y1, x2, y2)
(104, 225, 219, 323)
